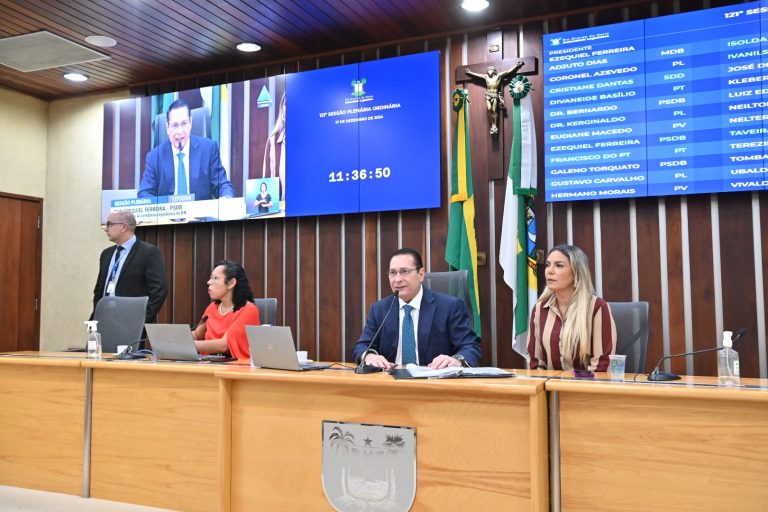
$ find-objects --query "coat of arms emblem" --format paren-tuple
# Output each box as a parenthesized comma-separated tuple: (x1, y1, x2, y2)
(322, 421, 416, 511)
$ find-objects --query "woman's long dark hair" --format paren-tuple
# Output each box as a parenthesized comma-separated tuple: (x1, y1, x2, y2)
(215, 260, 254, 311)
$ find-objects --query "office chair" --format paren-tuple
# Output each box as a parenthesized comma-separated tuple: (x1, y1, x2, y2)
(422, 270, 474, 332)
(609, 301, 649, 374)
(253, 298, 279, 325)
(92, 296, 149, 353)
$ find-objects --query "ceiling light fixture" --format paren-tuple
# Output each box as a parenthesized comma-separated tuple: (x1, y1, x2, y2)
(63, 72, 88, 82)
(85, 35, 117, 48)
(236, 42, 261, 53)
(461, 0, 489, 12)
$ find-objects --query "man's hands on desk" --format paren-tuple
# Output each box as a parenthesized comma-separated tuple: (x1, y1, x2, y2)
(364, 353, 463, 370)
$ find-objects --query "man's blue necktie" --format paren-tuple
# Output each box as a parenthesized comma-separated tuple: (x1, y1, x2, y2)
(402, 304, 417, 365)
(177, 152, 188, 195)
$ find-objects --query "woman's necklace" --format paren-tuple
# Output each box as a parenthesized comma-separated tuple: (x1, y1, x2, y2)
(219, 303, 234, 316)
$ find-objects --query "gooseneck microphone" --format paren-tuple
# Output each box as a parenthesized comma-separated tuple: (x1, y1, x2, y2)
(355, 291, 399, 374)
(647, 328, 746, 381)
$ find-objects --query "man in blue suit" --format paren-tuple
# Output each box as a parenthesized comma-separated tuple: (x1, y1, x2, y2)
(138, 99, 234, 200)
(352, 248, 481, 369)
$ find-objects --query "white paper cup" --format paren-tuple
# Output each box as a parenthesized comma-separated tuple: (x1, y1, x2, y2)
(608, 354, 626, 380)
(296, 350, 308, 362)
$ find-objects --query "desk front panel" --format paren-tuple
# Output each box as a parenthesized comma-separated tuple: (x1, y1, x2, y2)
(88, 363, 222, 512)
(549, 378, 768, 511)
(0, 357, 85, 495)
(221, 370, 548, 512)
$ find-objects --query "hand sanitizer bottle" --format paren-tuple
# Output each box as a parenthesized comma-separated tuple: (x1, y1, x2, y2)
(717, 330, 740, 387)
(85, 320, 102, 359)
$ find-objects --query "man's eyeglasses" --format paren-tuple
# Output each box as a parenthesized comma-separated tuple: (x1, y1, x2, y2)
(168, 120, 190, 131)
(387, 268, 420, 278)
(104, 221, 125, 228)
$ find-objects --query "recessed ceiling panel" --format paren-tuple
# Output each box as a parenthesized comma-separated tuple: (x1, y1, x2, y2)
(0, 31, 109, 72)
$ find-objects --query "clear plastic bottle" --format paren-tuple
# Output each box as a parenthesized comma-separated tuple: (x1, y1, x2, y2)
(85, 320, 102, 359)
(717, 330, 740, 387)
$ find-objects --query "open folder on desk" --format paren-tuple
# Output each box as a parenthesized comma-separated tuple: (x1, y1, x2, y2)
(389, 364, 515, 379)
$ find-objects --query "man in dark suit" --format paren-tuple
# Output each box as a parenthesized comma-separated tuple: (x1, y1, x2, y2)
(352, 248, 481, 369)
(92, 210, 168, 324)
(137, 99, 234, 200)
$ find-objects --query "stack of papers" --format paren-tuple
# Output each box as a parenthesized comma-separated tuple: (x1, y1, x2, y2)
(394, 364, 515, 379)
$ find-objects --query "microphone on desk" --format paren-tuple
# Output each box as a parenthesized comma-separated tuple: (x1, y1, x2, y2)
(647, 328, 747, 381)
(354, 291, 399, 374)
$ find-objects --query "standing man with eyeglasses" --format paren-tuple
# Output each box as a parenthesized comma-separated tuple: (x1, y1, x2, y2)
(91, 210, 168, 324)
(138, 99, 234, 200)
(352, 248, 481, 370)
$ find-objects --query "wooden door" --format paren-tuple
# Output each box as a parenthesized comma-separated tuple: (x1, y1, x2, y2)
(0, 193, 43, 351)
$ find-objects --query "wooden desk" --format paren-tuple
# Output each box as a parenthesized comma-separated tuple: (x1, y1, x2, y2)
(546, 375, 768, 511)
(0, 353, 86, 495)
(82, 359, 233, 512)
(217, 367, 550, 511)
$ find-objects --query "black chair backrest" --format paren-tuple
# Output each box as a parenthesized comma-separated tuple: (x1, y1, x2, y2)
(93, 296, 148, 353)
(253, 298, 278, 325)
(423, 270, 474, 332)
(609, 301, 649, 374)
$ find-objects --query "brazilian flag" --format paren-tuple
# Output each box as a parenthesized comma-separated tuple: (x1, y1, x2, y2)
(445, 89, 481, 335)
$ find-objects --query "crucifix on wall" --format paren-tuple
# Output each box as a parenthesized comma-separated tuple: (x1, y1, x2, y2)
(457, 57, 538, 136)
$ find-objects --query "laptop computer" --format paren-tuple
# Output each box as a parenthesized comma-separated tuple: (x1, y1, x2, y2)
(145, 324, 231, 362)
(245, 325, 331, 371)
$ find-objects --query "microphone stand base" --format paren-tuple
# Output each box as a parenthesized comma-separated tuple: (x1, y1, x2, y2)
(648, 371, 681, 381)
(354, 364, 384, 374)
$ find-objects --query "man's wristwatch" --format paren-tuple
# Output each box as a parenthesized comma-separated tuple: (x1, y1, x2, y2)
(453, 354, 469, 367)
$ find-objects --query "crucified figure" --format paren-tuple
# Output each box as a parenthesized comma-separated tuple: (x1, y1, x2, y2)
(465, 60, 524, 135)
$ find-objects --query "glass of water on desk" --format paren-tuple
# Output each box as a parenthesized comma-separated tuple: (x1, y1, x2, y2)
(608, 354, 626, 380)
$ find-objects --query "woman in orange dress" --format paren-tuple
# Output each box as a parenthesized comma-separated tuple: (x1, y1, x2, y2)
(192, 260, 260, 360)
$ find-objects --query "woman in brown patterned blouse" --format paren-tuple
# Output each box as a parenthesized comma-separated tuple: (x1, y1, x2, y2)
(527, 245, 616, 371)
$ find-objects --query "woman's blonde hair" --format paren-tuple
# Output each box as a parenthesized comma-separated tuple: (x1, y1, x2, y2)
(537, 245, 595, 364)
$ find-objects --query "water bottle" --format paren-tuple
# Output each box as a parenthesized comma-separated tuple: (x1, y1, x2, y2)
(85, 320, 102, 359)
(717, 330, 740, 387)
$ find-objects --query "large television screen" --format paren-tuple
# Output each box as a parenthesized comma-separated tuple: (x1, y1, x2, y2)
(101, 51, 441, 224)
(543, 1, 768, 202)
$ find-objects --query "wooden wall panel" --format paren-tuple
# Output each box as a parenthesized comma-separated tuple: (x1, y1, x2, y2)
(719, 193, 759, 377)
(318, 216, 341, 361)
(173, 224, 195, 323)
(344, 215, 363, 360)
(265, 220, 283, 307)
(242, 221, 265, 297)
(635, 198, 663, 370)
(600, 201, 631, 301)
(378, 212, 399, 294)
(224, 221, 243, 263)
(193, 224, 213, 323)
(664, 199, 686, 376)
(297, 218, 317, 357)
(283, 218, 298, 328)
(128, 0, 768, 377)
(688, 196, 717, 375)
(363, 214, 379, 314)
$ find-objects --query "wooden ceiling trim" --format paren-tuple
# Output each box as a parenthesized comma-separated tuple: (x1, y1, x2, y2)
(162, 1, 260, 52)
(195, 1, 319, 53)
(72, 0, 222, 64)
